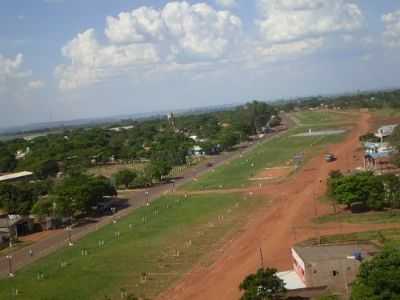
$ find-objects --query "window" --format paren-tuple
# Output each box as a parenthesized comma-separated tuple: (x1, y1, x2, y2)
(332, 270, 339, 277)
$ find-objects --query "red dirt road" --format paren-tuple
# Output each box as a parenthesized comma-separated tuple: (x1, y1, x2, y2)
(158, 113, 388, 300)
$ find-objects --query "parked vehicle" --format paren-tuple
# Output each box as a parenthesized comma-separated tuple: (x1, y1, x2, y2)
(324, 153, 337, 162)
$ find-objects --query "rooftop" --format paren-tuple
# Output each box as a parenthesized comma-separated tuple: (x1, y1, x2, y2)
(0, 171, 33, 183)
(293, 243, 379, 263)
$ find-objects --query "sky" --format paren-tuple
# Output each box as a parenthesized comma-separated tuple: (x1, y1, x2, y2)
(1, 0, 400, 129)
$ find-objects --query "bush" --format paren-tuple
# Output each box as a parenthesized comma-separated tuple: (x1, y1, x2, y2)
(351, 245, 400, 300)
(239, 268, 286, 300)
(328, 172, 386, 210)
(114, 169, 137, 189)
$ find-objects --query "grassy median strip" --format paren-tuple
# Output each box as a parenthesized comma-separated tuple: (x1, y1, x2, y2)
(315, 211, 400, 225)
(0, 193, 266, 300)
(300, 228, 400, 247)
(182, 126, 348, 191)
(291, 110, 351, 127)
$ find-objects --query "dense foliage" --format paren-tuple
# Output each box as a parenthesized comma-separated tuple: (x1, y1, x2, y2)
(114, 169, 138, 188)
(32, 174, 116, 218)
(328, 171, 400, 210)
(0, 180, 52, 215)
(0, 101, 278, 218)
(351, 245, 400, 300)
(0, 142, 16, 172)
(389, 126, 400, 168)
(276, 89, 400, 112)
(239, 268, 286, 300)
(0, 101, 278, 177)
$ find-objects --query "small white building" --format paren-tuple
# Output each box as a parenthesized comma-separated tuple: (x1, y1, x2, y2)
(109, 125, 134, 132)
(189, 145, 205, 156)
(375, 124, 398, 139)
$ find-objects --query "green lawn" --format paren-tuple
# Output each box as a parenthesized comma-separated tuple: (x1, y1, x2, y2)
(292, 110, 353, 127)
(182, 127, 347, 191)
(0, 193, 265, 300)
(299, 228, 400, 247)
(315, 210, 400, 225)
(372, 108, 400, 118)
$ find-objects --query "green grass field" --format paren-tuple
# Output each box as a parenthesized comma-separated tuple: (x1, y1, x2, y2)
(372, 108, 400, 118)
(299, 228, 400, 247)
(182, 130, 345, 191)
(182, 111, 351, 191)
(292, 110, 353, 127)
(315, 210, 400, 225)
(0, 193, 266, 300)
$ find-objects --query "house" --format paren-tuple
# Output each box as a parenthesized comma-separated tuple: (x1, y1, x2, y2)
(375, 124, 398, 140)
(189, 145, 205, 156)
(0, 171, 33, 184)
(275, 243, 379, 299)
(0, 215, 35, 241)
(0, 217, 12, 247)
(15, 147, 30, 160)
(291, 243, 379, 290)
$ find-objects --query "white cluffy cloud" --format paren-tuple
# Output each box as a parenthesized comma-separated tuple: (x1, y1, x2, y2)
(257, 0, 363, 43)
(28, 80, 45, 89)
(57, 1, 242, 90)
(382, 10, 400, 47)
(55, 29, 159, 90)
(216, 0, 237, 8)
(0, 53, 43, 94)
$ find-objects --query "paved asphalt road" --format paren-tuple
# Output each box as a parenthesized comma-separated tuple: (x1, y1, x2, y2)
(0, 117, 291, 278)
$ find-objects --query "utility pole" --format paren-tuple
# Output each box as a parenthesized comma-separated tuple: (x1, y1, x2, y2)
(259, 247, 264, 269)
(6, 255, 14, 277)
(66, 226, 73, 246)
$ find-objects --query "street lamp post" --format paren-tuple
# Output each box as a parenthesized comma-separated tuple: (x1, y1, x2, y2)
(6, 255, 14, 277)
(111, 207, 117, 223)
(66, 226, 73, 246)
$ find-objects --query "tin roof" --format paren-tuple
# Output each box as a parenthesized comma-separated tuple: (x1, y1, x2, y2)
(0, 171, 33, 183)
(293, 243, 379, 263)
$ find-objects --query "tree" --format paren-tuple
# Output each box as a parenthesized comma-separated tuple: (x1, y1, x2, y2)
(359, 132, 380, 143)
(0, 147, 16, 173)
(381, 174, 400, 209)
(218, 130, 240, 151)
(51, 174, 116, 218)
(31, 196, 56, 217)
(34, 160, 60, 179)
(0, 183, 37, 215)
(239, 268, 286, 300)
(351, 245, 400, 300)
(329, 172, 385, 210)
(115, 169, 137, 188)
(145, 160, 172, 182)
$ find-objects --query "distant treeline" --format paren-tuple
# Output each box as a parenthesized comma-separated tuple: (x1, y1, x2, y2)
(276, 89, 400, 111)
(0, 101, 279, 218)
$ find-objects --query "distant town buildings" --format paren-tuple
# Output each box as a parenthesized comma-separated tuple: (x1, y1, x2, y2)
(109, 125, 135, 132)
